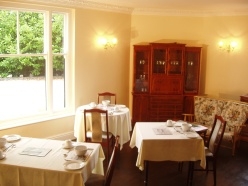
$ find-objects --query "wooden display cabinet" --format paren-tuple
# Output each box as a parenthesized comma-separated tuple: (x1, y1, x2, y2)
(132, 42, 201, 124)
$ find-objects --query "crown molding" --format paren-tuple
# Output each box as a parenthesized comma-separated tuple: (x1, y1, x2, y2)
(6, 0, 248, 16)
(133, 8, 248, 17)
(22, 0, 133, 14)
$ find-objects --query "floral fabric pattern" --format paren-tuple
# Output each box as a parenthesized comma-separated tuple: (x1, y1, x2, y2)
(194, 96, 248, 139)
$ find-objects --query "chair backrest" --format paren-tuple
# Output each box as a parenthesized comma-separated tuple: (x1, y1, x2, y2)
(83, 108, 109, 142)
(206, 115, 227, 157)
(182, 113, 195, 122)
(98, 92, 116, 104)
(104, 135, 120, 186)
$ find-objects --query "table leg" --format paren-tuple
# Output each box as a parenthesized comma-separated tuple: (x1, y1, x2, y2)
(144, 160, 149, 186)
(187, 161, 194, 186)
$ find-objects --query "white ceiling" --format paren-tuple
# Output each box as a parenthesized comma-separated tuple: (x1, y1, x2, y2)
(28, 0, 248, 16)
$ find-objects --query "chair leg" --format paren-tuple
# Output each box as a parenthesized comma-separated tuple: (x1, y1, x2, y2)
(206, 160, 209, 174)
(178, 162, 183, 172)
(213, 159, 217, 186)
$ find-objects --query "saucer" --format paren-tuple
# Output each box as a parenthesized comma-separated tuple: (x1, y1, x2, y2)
(64, 160, 85, 170)
(62, 143, 74, 149)
(0, 154, 6, 160)
(3, 134, 21, 142)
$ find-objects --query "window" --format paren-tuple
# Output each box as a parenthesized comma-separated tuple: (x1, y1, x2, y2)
(0, 3, 74, 128)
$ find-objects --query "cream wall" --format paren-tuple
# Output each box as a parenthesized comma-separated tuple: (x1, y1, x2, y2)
(74, 8, 131, 107)
(129, 14, 248, 109)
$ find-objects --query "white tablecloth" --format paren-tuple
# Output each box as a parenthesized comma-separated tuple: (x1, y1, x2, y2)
(0, 137, 104, 186)
(74, 104, 132, 149)
(130, 122, 206, 170)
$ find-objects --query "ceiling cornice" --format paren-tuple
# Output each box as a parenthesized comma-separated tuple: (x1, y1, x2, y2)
(10, 0, 248, 16)
(24, 0, 133, 14)
(133, 8, 248, 17)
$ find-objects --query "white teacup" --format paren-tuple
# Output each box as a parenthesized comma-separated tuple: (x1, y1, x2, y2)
(182, 123, 192, 132)
(89, 102, 96, 108)
(64, 139, 72, 148)
(114, 106, 120, 112)
(166, 120, 173, 127)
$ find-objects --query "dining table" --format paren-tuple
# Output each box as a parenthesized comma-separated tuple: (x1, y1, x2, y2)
(130, 122, 206, 185)
(74, 103, 132, 149)
(0, 136, 105, 186)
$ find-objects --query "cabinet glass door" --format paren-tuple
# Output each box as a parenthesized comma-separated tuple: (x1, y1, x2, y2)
(184, 47, 201, 93)
(134, 47, 149, 93)
(152, 49, 166, 74)
(167, 48, 183, 75)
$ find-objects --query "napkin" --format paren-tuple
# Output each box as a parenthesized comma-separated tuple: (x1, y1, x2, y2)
(153, 128, 172, 135)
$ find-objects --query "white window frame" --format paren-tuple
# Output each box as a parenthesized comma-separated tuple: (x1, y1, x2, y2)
(0, 2, 75, 130)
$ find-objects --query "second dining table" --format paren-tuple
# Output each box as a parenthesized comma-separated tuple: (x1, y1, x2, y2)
(74, 103, 132, 149)
(130, 122, 206, 185)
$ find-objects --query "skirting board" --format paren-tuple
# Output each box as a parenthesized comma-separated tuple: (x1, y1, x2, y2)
(48, 131, 76, 141)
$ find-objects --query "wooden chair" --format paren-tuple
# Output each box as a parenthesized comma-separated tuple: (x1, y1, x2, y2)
(232, 122, 248, 155)
(85, 135, 120, 186)
(98, 92, 116, 104)
(182, 113, 195, 122)
(187, 115, 227, 186)
(84, 108, 114, 163)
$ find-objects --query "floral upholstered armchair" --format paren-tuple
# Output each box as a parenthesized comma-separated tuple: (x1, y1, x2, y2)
(194, 96, 248, 155)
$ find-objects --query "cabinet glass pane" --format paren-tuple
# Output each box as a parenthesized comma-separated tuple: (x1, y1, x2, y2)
(167, 49, 183, 75)
(135, 51, 149, 92)
(185, 52, 199, 92)
(153, 49, 166, 74)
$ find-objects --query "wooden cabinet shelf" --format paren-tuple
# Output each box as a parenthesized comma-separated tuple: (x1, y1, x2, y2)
(132, 42, 201, 124)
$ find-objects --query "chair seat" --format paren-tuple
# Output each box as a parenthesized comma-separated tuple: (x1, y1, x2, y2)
(205, 147, 213, 157)
(85, 173, 105, 186)
(86, 131, 113, 140)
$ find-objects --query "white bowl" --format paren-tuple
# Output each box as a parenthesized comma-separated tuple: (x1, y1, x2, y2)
(0, 137, 7, 148)
(74, 145, 87, 156)
(102, 100, 110, 106)
(182, 123, 192, 132)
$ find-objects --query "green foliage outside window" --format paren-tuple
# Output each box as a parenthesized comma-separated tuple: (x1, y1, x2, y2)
(0, 10, 64, 77)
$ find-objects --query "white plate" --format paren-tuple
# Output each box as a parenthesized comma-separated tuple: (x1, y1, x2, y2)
(0, 154, 6, 160)
(185, 133, 199, 138)
(62, 143, 74, 149)
(3, 134, 21, 142)
(64, 160, 85, 170)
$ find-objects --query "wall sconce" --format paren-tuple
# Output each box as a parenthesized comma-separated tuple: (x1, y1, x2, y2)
(98, 37, 117, 49)
(218, 40, 237, 53)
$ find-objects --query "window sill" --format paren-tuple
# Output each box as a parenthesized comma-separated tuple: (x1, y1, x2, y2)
(0, 110, 75, 130)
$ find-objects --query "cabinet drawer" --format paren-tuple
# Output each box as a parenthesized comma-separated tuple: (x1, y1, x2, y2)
(150, 77, 183, 94)
(149, 96, 183, 121)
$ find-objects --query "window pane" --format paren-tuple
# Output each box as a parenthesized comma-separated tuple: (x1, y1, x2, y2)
(53, 55, 65, 110)
(0, 57, 46, 120)
(19, 11, 44, 54)
(0, 10, 17, 54)
(52, 13, 64, 53)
